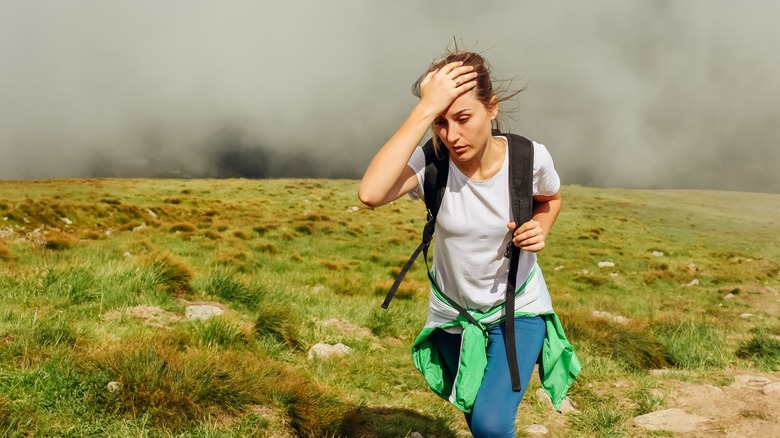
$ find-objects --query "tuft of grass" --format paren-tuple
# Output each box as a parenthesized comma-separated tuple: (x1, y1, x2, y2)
(568, 396, 631, 437)
(630, 378, 665, 416)
(189, 318, 246, 348)
(43, 231, 77, 250)
(563, 312, 671, 371)
(201, 270, 262, 309)
(32, 315, 77, 347)
(650, 319, 727, 369)
(0, 240, 12, 261)
(169, 222, 196, 233)
(736, 329, 780, 370)
(254, 301, 300, 349)
(141, 253, 194, 295)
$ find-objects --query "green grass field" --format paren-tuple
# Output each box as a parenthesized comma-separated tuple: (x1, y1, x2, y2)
(0, 178, 778, 437)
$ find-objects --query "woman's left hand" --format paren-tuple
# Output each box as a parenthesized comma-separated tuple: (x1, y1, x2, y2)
(507, 220, 546, 253)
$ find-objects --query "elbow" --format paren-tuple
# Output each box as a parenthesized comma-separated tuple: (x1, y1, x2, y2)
(357, 186, 382, 208)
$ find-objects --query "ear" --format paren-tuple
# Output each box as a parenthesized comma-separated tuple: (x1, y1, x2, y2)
(488, 96, 499, 120)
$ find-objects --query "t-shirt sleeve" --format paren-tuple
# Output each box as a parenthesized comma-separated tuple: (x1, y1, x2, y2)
(406, 146, 426, 200)
(532, 142, 561, 196)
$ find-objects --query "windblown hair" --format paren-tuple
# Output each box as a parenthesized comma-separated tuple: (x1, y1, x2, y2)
(412, 48, 525, 141)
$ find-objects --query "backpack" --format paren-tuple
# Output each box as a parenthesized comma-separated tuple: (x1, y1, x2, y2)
(382, 131, 535, 392)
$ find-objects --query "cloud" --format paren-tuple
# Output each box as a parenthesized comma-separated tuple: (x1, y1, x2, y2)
(1, 1, 778, 192)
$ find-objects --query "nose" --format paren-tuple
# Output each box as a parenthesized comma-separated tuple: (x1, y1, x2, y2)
(444, 123, 460, 145)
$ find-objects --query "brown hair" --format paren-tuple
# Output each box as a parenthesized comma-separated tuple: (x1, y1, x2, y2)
(412, 49, 525, 137)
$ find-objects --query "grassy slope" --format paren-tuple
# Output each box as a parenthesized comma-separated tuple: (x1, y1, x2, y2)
(0, 179, 778, 437)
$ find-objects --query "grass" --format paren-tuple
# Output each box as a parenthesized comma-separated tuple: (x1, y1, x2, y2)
(0, 178, 778, 436)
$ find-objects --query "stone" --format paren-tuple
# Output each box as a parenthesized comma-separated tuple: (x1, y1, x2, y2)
(762, 382, 780, 395)
(739, 313, 754, 318)
(308, 342, 353, 361)
(409, 433, 423, 438)
(60, 217, 73, 225)
(631, 408, 710, 433)
(146, 209, 158, 219)
(652, 251, 664, 257)
(133, 224, 146, 232)
(186, 305, 223, 321)
(123, 252, 132, 257)
(347, 206, 359, 213)
(723, 293, 735, 300)
(598, 261, 615, 268)
(592, 310, 630, 324)
(106, 381, 121, 392)
(525, 424, 549, 435)
(649, 369, 670, 377)
(685, 279, 699, 287)
(554, 265, 564, 271)
(535, 389, 578, 413)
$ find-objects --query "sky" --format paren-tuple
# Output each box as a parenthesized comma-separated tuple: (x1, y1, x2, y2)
(1, 1, 779, 193)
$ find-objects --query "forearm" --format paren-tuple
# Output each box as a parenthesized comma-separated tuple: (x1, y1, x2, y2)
(532, 194, 562, 238)
(358, 103, 436, 206)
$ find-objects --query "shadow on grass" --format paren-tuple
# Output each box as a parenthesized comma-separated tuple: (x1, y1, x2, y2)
(339, 406, 459, 438)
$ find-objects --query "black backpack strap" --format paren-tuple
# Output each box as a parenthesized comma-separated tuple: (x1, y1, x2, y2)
(382, 138, 448, 309)
(502, 133, 535, 391)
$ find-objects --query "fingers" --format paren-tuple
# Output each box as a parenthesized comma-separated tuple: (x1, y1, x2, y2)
(510, 220, 546, 253)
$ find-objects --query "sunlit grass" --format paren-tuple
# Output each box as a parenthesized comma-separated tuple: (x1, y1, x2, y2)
(0, 179, 778, 436)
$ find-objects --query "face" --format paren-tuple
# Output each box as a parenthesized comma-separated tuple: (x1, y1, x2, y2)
(433, 91, 498, 162)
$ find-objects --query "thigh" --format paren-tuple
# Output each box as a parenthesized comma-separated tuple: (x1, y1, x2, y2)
(467, 316, 547, 438)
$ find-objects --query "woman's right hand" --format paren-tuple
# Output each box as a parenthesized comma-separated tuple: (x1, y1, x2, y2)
(418, 61, 478, 116)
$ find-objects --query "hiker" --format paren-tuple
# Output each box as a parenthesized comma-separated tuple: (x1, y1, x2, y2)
(358, 49, 578, 437)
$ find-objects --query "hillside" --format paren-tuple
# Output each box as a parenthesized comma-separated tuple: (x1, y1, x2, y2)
(0, 179, 778, 437)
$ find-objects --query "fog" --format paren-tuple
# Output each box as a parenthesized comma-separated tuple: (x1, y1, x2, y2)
(2, 1, 779, 192)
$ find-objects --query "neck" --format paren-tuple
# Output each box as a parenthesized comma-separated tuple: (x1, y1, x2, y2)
(452, 136, 506, 181)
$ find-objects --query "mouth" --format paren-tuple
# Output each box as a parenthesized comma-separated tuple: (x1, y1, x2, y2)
(451, 145, 468, 154)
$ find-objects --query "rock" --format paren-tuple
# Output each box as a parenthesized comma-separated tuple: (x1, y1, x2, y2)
(308, 342, 353, 361)
(631, 408, 710, 432)
(535, 389, 578, 413)
(730, 374, 773, 389)
(525, 424, 549, 435)
(685, 279, 699, 287)
(609, 272, 618, 277)
(410, 433, 423, 438)
(652, 251, 664, 257)
(762, 382, 780, 395)
(592, 310, 630, 324)
(123, 252, 132, 257)
(347, 206, 359, 213)
(60, 217, 73, 225)
(598, 261, 615, 268)
(723, 293, 735, 300)
(106, 381, 121, 392)
(554, 265, 564, 271)
(740, 313, 754, 318)
(186, 305, 224, 321)
(311, 285, 327, 294)
(132, 224, 146, 232)
(649, 369, 671, 377)
(146, 209, 158, 219)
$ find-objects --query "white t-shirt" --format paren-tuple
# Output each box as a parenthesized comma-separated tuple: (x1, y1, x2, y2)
(407, 137, 560, 329)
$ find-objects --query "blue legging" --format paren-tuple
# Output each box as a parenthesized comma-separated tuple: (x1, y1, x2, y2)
(433, 316, 547, 438)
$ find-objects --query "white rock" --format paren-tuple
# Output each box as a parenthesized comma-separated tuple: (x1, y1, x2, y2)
(133, 224, 146, 232)
(723, 293, 735, 300)
(123, 252, 132, 257)
(409, 433, 423, 438)
(107, 381, 121, 392)
(554, 265, 564, 271)
(592, 310, 630, 324)
(740, 313, 754, 318)
(146, 209, 158, 219)
(652, 251, 664, 257)
(186, 305, 223, 321)
(649, 369, 670, 377)
(525, 424, 549, 435)
(685, 279, 699, 287)
(632, 408, 710, 432)
(598, 261, 615, 268)
(610, 272, 618, 277)
(535, 389, 578, 413)
(60, 217, 73, 225)
(762, 382, 780, 395)
(347, 206, 359, 212)
(307, 342, 353, 361)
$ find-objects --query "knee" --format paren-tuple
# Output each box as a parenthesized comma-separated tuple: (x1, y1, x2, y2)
(469, 415, 514, 438)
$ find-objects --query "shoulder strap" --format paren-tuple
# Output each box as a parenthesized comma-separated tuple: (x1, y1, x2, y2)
(502, 133, 535, 392)
(381, 138, 447, 309)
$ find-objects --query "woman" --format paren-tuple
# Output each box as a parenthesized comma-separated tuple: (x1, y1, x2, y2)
(358, 50, 578, 437)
